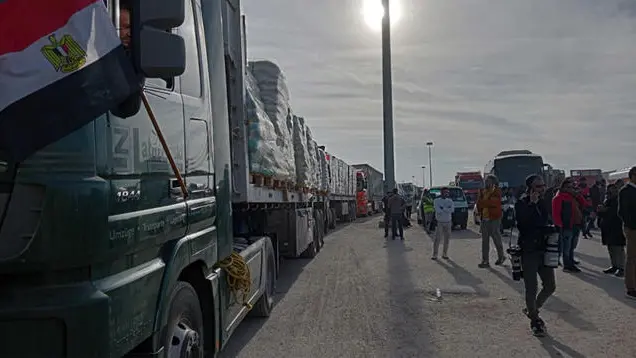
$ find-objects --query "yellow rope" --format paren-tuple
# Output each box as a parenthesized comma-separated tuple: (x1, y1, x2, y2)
(215, 252, 253, 310)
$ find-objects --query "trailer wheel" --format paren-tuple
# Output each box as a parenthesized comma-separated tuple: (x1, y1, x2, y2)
(164, 282, 204, 358)
(251, 255, 276, 317)
(329, 208, 336, 229)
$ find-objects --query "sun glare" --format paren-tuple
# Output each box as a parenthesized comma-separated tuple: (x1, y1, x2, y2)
(362, 0, 402, 32)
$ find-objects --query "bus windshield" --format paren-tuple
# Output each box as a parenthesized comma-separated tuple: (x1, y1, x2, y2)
(494, 156, 543, 188)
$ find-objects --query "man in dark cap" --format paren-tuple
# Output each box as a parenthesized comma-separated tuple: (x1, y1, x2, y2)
(515, 174, 555, 337)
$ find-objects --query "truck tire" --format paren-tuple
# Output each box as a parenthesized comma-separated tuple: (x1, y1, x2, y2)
(163, 282, 204, 358)
(329, 208, 336, 229)
(301, 241, 317, 258)
(461, 222, 467, 230)
(251, 255, 276, 317)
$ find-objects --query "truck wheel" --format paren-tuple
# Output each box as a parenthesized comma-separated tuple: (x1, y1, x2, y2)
(251, 255, 276, 317)
(164, 282, 204, 358)
(329, 209, 336, 229)
(317, 211, 325, 247)
(302, 241, 317, 258)
(461, 223, 467, 230)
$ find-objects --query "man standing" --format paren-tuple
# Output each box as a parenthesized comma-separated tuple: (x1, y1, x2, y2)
(421, 189, 435, 234)
(386, 188, 406, 240)
(552, 179, 584, 272)
(516, 174, 555, 337)
(477, 175, 506, 268)
(618, 167, 636, 300)
(382, 191, 393, 238)
(590, 180, 602, 230)
(432, 188, 454, 260)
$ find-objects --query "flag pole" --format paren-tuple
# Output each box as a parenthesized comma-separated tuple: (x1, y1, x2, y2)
(140, 92, 189, 198)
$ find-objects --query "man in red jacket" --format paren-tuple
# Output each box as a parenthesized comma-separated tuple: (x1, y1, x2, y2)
(552, 178, 585, 272)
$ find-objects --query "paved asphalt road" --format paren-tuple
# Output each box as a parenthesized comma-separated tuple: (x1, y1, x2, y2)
(221, 215, 636, 358)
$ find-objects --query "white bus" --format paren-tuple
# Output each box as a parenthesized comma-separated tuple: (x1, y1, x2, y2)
(608, 167, 633, 184)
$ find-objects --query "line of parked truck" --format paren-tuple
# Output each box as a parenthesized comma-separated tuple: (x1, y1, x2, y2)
(0, 1, 386, 357)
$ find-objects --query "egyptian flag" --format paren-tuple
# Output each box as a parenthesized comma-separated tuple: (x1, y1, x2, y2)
(0, 0, 139, 162)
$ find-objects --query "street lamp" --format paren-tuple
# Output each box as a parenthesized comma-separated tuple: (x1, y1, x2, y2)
(381, 0, 395, 192)
(421, 165, 426, 188)
(426, 142, 433, 187)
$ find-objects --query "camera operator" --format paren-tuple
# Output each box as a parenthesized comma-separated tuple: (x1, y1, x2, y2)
(515, 174, 556, 337)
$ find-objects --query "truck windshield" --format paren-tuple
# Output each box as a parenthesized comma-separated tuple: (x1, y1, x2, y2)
(429, 188, 466, 202)
(494, 156, 543, 188)
(458, 180, 483, 190)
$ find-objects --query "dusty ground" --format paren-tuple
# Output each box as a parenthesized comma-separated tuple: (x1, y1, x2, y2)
(221, 215, 636, 358)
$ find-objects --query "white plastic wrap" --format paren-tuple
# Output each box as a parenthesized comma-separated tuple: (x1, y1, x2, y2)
(306, 130, 319, 189)
(291, 115, 316, 188)
(245, 71, 292, 180)
(248, 60, 296, 183)
(317, 148, 329, 191)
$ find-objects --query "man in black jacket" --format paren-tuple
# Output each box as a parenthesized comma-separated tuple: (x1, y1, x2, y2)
(618, 166, 636, 300)
(515, 174, 555, 337)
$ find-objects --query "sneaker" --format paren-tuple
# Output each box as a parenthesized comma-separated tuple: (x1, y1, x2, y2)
(478, 262, 490, 268)
(431, 256, 438, 260)
(574, 259, 581, 265)
(615, 269, 625, 278)
(563, 266, 581, 273)
(603, 267, 618, 274)
(522, 308, 545, 327)
(531, 320, 546, 337)
(442, 255, 449, 260)
(626, 291, 636, 300)
(495, 257, 506, 265)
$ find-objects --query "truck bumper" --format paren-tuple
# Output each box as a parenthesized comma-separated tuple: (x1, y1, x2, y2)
(452, 210, 469, 226)
(0, 283, 111, 358)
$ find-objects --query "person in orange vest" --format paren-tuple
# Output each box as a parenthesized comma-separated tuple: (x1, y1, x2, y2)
(476, 175, 506, 268)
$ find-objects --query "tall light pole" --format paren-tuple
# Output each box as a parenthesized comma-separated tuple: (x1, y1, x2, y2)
(421, 165, 426, 188)
(381, 0, 395, 192)
(426, 142, 433, 187)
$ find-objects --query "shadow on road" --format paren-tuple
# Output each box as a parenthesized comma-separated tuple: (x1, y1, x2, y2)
(569, 267, 636, 309)
(220, 256, 313, 357)
(385, 238, 436, 356)
(437, 258, 489, 296)
(539, 335, 587, 358)
(576, 251, 611, 269)
(487, 267, 598, 332)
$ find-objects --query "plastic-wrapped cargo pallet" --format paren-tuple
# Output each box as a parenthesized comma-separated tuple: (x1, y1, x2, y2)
(306, 133, 319, 189)
(244, 70, 292, 180)
(290, 115, 317, 189)
(317, 148, 329, 192)
(248, 60, 296, 183)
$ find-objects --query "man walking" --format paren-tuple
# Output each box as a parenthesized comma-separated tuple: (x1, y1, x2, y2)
(618, 166, 636, 300)
(432, 188, 454, 260)
(477, 175, 506, 268)
(516, 174, 555, 337)
(386, 188, 406, 240)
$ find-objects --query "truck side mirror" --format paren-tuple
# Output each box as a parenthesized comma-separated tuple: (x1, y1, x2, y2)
(131, 0, 186, 78)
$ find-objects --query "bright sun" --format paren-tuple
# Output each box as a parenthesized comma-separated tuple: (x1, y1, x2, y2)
(362, 0, 402, 32)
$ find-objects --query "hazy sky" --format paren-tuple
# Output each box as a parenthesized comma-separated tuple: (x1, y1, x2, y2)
(242, 0, 636, 186)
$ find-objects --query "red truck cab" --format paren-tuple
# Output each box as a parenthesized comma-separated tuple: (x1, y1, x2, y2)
(455, 171, 484, 205)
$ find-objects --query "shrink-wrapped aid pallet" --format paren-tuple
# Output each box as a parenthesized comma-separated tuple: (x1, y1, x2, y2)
(306, 130, 319, 189)
(317, 148, 329, 192)
(290, 115, 315, 188)
(248, 60, 296, 183)
(244, 71, 290, 180)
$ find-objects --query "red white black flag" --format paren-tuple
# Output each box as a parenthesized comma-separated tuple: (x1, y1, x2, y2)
(0, 0, 138, 162)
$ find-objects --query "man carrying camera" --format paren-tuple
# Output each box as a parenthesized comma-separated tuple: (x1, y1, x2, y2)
(515, 174, 556, 337)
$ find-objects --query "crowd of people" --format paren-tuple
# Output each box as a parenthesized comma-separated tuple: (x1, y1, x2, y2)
(381, 166, 636, 337)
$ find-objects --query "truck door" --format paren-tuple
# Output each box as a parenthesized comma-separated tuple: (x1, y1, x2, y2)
(179, 0, 217, 245)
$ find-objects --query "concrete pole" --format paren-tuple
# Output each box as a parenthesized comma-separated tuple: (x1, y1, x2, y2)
(426, 142, 433, 187)
(382, 0, 395, 192)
